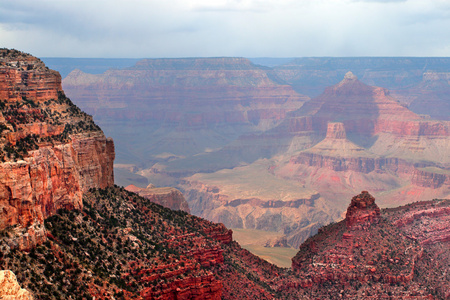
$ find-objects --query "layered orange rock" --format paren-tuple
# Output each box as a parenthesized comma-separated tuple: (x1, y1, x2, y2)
(0, 49, 114, 249)
(0, 49, 62, 103)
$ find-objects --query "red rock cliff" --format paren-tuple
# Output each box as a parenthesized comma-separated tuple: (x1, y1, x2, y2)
(0, 49, 115, 249)
(0, 49, 62, 103)
(345, 191, 381, 229)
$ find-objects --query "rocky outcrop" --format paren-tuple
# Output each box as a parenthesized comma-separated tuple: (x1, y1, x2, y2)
(0, 270, 33, 300)
(345, 191, 380, 229)
(0, 49, 62, 103)
(0, 49, 115, 249)
(325, 122, 346, 139)
(292, 192, 426, 293)
(125, 184, 190, 212)
(140, 274, 222, 300)
(0, 133, 114, 231)
(391, 200, 450, 246)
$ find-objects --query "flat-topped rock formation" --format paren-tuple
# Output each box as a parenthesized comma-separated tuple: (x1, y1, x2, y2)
(125, 184, 190, 212)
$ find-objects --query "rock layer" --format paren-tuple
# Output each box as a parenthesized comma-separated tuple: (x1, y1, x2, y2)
(0, 49, 62, 103)
(345, 191, 380, 229)
(0, 49, 115, 249)
(125, 184, 190, 212)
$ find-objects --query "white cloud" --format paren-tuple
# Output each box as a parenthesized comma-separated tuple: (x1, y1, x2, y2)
(0, 0, 449, 57)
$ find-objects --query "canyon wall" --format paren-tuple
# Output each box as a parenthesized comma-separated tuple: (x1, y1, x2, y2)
(0, 49, 115, 249)
(125, 184, 190, 212)
(62, 57, 309, 173)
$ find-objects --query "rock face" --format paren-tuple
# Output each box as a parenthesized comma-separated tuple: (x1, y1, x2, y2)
(0, 49, 115, 249)
(0, 49, 62, 103)
(325, 122, 346, 139)
(125, 184, 190, 212)
(345, 191, 380, 229)
(0, 270, 33, 300)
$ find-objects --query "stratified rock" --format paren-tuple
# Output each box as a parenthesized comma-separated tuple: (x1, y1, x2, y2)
(0, 270, 33, 300)
(345, 191, 380, 229)
(125, 184, 190, 212)
(62, 57, 309, 176)
(325, 122, 346, 139)
(0, 49, 62, 103)
(0, 49, 115, 249)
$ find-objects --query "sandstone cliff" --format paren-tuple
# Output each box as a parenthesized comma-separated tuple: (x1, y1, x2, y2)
(125, 184, 190, 212)
(0, 49, 115, 250)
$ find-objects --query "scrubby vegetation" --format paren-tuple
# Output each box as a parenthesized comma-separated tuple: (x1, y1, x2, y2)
(0, 93, 101, 162)
(0, 186, 260, 299)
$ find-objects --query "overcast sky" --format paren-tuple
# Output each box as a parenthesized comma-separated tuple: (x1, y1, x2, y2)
(1, 0, 450, 58)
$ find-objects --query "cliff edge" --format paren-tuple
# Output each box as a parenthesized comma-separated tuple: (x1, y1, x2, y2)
(0, 49, 115, 250)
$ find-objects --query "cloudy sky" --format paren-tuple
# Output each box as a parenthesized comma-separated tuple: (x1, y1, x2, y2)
(1, 0, 450, 58)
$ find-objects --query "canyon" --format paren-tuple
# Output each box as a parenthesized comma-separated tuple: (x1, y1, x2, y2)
(0, 50, 449, 298)
(58, 57, 450, 251)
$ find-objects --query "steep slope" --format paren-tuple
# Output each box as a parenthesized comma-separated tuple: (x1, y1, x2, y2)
(2, 187, 448, 299)
(0, 186, 279, 299)
(291, 192, 450, 299)
(0, 49, 115, 250)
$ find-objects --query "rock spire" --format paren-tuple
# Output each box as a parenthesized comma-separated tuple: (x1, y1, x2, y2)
(345, 191, 381, 229)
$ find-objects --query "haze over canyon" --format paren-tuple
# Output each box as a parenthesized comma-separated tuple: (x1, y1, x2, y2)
(56, 56, 450, 250)
(0, 49, 449, 299)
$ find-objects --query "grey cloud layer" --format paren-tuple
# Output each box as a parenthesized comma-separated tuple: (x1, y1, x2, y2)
(0, 0, 449, 57)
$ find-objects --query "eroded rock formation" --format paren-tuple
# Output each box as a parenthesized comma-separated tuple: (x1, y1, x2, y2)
(345, 191, 381, 229)
(125, 184, 190, 212)
(0, 49, 115, 250)
(290, 193, 448, 298)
